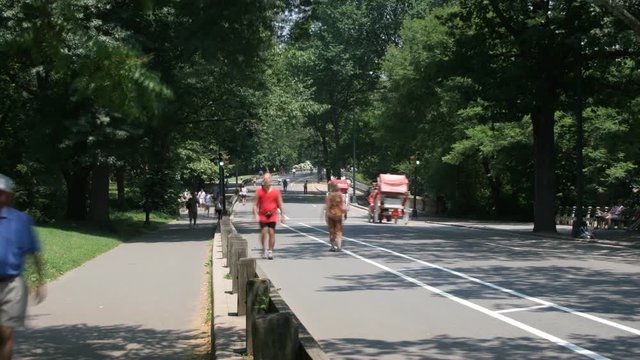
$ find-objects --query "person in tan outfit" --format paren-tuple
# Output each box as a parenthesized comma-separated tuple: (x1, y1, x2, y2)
(325, 183, 347, 252)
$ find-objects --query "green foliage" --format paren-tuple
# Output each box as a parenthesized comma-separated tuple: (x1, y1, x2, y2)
(365, 0, 640, 220)
(257, 294, 271, 313)
(0, 0, 285, 222)
(282, 0, 412, 177)
(176, 141, 220, 187)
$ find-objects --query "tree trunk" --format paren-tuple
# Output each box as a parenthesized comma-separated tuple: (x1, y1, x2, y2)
(63, 167, 89, 221)
(531, 83, 558, 233)
(116, 166, 126, 209)
(88, 163, 111, 228)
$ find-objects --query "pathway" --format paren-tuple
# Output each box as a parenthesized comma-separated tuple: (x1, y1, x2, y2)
(15, 213, 215, 360)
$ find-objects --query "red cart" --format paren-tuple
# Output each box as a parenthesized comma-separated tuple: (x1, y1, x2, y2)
(368, 174, 409, 224)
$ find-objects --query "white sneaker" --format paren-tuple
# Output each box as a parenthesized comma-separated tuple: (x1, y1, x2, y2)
(267, 250, 273, 260)
(262, 250, 268, 259)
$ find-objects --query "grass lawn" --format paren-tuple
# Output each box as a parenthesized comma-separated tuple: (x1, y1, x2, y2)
(23, 210, 175, 289)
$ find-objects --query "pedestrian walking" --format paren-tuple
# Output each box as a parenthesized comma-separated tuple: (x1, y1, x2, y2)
(282, 178, 288, 193)
(325, 182, 347, 252)
(303, 180, 308, 194)
(204, 193, 212, 216)
(253, 173, 285, 260)
(240, 185, 248, 205)
(186, 192, 198, 228)
(197, 189, 206, 209)
(0, 174, 46, 359)
(215, 196, 224, 220)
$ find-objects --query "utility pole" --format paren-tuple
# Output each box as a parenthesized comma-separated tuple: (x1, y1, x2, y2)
(572, 38, 585, 237)
(352, 114, 357, 200)
(218, 152, 226, 214)
(411, 152, 421, 219)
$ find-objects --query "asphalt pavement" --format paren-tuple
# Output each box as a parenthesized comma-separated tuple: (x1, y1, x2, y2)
(232, 181, 640, 359)
(15, 212, 215, 360)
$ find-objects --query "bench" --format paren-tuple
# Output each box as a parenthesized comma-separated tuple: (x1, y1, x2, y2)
(557, 205, 637, 230)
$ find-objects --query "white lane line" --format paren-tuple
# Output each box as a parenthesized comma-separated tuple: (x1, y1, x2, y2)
(298, 223, 640, 338)
(282, 224, 608, 360)
(496, 305, 552, 314)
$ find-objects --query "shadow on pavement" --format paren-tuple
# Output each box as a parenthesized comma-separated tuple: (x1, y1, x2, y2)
(122, 213, 218, 244)
(319, 334, 640, 359)
(15, 324, 204, 360)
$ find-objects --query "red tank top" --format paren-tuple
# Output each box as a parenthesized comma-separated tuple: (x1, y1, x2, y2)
(256, 187, 280, 223)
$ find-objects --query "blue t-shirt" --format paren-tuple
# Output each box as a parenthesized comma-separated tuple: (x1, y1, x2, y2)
(0, 207, 41, 276)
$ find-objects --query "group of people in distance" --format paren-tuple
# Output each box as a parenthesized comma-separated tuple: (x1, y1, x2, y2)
(182, 189, 224, 227)
(252, 172, 348, 260)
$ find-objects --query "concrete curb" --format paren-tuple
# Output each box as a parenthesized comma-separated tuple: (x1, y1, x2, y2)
(350, 203, 640, 249)
(211, 228, 246, 359)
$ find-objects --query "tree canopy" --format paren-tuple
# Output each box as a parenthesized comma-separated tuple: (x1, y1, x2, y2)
(3, 0, 640, 232)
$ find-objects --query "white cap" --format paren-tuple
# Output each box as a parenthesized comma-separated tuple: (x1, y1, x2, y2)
(0, 174, 15, 193)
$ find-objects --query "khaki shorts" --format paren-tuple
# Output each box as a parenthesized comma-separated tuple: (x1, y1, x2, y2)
(0, 277, 27, 328)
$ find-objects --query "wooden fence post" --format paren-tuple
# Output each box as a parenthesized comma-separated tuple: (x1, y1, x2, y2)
(227, 234, 244, 266)
(237, 258, 256, 316)
(253, 312, 299, 360)
(231, 242, 248, 294)
(246, 279, 269, 355)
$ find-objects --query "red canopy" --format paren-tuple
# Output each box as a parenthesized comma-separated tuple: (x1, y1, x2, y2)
(377, 174, 409, 193)
(329, 179, 351, 191)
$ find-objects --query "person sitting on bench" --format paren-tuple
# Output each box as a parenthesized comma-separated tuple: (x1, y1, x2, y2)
(605, 199, 624, 229)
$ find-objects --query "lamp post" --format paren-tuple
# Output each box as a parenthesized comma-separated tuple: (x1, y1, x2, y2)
(572, 37, 585, 237)
(352, 114, 357, 201)
(411, 153, 421, 218)
(218, 152, 226, 214)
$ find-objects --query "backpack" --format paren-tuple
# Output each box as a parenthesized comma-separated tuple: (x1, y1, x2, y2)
(328, 193, 344, 219)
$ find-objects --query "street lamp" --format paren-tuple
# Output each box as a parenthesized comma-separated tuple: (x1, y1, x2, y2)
(352, 114, 357, 201)
(218, 153, 226, 214)
(411, 152, 421, 219)
(572, 37, 585, 238)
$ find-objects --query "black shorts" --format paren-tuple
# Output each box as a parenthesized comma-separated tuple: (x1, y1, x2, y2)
(259, 222, 277, 229)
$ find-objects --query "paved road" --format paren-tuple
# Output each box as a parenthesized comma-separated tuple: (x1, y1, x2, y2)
(15, 214, 214, 360)
(233, 186, 640, 359)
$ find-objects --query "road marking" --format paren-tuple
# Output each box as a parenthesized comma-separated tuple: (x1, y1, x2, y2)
(282, 223, 608, 360)
(495, 305, 551, 314)
(298, 223, 640, 338)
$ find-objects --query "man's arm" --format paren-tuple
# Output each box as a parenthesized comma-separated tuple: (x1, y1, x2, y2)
(253, 194, 260, 221)
(32, 254, 45, 285)
(278, 193, 285, 223)
(29, 254, 47, 303)
(27, 219, 47, 303)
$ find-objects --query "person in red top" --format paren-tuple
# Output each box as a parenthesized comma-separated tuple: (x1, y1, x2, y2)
(253, 173, 285, 259)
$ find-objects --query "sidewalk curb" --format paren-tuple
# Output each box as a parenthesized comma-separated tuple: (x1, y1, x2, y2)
(211, 229, 245, 359)
(350, 204, 640, 249)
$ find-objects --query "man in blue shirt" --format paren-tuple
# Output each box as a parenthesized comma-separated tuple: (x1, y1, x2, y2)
(0, 174, 45, 360)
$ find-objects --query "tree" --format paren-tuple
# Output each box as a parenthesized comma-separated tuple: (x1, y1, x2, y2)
(284, 0, 411, 179)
